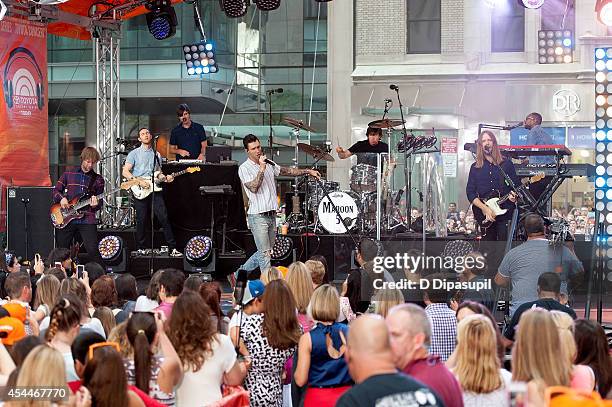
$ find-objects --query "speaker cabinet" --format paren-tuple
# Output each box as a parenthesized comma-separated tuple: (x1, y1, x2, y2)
(7, 187, 55, 259)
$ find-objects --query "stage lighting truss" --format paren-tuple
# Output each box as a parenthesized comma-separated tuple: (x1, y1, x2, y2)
(185, 236, 213, 264)
(98, 235, 123, 263)
(255, 0, 281, 11)
(183, 42, 219, 76)
(219, 0, 249, 18)
(537, 30, 573, 64)
(518, 0, 544, 8)
(271, 236, 293, 261)
(597, 0, 612, 26)
(594, 47, 612, 277)
(145, 0, 178, 40)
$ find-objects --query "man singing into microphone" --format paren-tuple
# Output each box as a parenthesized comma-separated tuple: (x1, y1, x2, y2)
(169, 103, 207, 161)
(238, 134, 320, 275)
(466, 130, 520, 241)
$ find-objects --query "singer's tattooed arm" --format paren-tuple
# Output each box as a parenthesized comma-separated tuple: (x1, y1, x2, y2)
(279, 167, 308, 177)
(243, 169, 265, 193)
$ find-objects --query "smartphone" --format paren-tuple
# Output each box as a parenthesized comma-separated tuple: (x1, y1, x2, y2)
(508, 381, 528, 407)
(76, 264, 85, 279)
(54, 261, 62, 268)
(34, 253, 41, 264)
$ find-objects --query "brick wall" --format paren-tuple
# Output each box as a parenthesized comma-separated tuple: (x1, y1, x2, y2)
(441, 0, 465, 54)
(355, 0, 406, 56)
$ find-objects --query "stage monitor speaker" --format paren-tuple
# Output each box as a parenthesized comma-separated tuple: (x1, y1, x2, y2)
(7, 186, 55, 260)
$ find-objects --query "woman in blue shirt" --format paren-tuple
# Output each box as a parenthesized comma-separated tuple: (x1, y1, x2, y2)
(294, 284, 353, 406)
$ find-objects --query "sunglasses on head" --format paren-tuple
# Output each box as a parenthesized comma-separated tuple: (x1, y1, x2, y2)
(88, 341, 120, 360)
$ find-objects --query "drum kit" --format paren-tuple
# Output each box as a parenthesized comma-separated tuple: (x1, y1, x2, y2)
(283, 116, 410, 236)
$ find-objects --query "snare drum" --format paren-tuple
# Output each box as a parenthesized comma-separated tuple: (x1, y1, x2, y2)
(350, 164, 377, 193)
(307, 181, 340, 211)
(317, 191, 359, 234)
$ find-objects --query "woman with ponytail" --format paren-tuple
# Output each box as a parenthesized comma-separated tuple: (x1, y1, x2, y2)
(125, 311, 182, 406)
(294, 284, 352, 407)
(46, 294, 83, 382)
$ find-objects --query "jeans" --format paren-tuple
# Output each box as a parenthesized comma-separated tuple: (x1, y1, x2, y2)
(133, 194, 176, 250)
(240, 213, 276, 273)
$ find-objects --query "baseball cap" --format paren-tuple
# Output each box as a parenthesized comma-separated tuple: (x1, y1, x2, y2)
(2, 303, 27, 322)
(0, 317, 25, 345)
(241, 280, 265, 305)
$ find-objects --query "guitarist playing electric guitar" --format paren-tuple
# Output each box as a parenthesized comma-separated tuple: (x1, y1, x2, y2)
(466, 130, 521, 241)
(122, 127, 182, 257)
(53, 146, 105, 266)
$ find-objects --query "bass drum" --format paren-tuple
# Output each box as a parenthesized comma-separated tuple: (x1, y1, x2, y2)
(317, 191, 359, 234)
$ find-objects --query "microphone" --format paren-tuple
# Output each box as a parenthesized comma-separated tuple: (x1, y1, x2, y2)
(384, 98, 392, 103)
(264, 158, 276, 166)
(389, 84, 399, 91)
(266, 88, 284, 95)
(503, 121, 524, 130)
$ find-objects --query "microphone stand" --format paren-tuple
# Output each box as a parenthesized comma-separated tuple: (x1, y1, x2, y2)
(391, 86, 413, 231)
(149, 137, 161, 275)
(267, 91, 275, 156)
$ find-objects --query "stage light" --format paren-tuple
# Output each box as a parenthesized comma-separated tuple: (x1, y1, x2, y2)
(183, 42, 219, 76)
(537, 30, 572, 64)
(517, 0, 544, 8)
(271, 236, 293, 261)
(184, 235, 216, 274)
(98, 235, 127, 273)
(255, 0, 281, 10)
(219, 0, 249, 18)
(597, 0, 612, 26)
(145, 0, 177, 40)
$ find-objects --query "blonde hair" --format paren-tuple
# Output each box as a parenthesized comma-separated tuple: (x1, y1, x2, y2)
(512, 309, 572, 388)
(108, 320, 133, 359)
(80, 146, 101, 163)
(14, 345, 66, 407)
(550, 310, 576, 364)
(261, 267, 282, 285)
(372, 289, 404, 318)
(310, 284, 340, 322)
(286, 262, 314, 314)
(453, 314, 502, 393)
(305, 260, 325, 286)
(93, 306, 117, 338)
(33, 274, 60, 312)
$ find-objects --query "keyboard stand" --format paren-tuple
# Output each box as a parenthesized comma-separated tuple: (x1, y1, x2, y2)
(199, 185, 245, 258)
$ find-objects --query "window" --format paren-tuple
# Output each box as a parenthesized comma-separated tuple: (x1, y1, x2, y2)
(541, 0, 575, 31)
(406, 0, 441, 54)
(491, 0, 525, 52)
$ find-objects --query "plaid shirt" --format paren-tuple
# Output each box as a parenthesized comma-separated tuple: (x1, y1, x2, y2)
(53, 166, 105, 224)
(425, 303, 457, 362)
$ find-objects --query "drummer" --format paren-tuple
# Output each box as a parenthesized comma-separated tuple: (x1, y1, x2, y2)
(336, 127, 389, 165)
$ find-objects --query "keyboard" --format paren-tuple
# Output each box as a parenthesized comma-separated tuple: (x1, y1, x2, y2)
(464, 143, 572, 157)
(515, 163, 595, 178)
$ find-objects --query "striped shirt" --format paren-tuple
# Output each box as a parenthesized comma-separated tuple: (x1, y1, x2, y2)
(238, 159, 280, 215)
(53, 166, 105, 224)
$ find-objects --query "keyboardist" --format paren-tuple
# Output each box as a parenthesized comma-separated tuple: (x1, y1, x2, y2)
(169, 103, 207, 161)
(524, 112, 554, 202)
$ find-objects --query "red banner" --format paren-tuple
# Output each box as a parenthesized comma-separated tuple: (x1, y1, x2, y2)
(0, 17, 50, 231)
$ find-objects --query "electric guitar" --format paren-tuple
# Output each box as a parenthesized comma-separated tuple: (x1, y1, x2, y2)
(50, 180, 139, 229)
(472, 172, 545, 229)
(130, 167, 200, 200)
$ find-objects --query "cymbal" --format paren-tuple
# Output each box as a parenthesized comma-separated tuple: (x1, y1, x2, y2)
(283, 117, 318, 133)
(368, 119, 405, 129)
(297, 143, 335, 162)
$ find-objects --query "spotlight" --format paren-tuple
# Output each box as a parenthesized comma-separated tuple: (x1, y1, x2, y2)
(595, 47, 612, 282)
(98, 235, 127, 273)
(255, 0, 281, 11)
(517, 0, 544, 8)
(597, 0, 612, 26)
(271, 236, 294, 263)
(146, 0, 178, 40)
(537, 30, 573, 64)
(219, 0, 249, 18)
(183, 42, 219, 76)
(184, 235, 216, 274)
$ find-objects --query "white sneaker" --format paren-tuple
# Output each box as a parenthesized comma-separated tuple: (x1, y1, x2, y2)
(170, 249, 183, 257)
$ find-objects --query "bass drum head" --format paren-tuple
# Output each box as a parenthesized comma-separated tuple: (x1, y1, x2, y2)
(317, 191, 359, 234)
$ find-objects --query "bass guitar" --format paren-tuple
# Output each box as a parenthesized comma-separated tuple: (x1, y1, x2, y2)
(130, 166, 200, 200)
(50, 180, 139, 229)
(472, 172, 545, 229)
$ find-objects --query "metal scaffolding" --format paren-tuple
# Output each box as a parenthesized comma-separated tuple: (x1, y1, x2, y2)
(95, 28, 121, 226)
